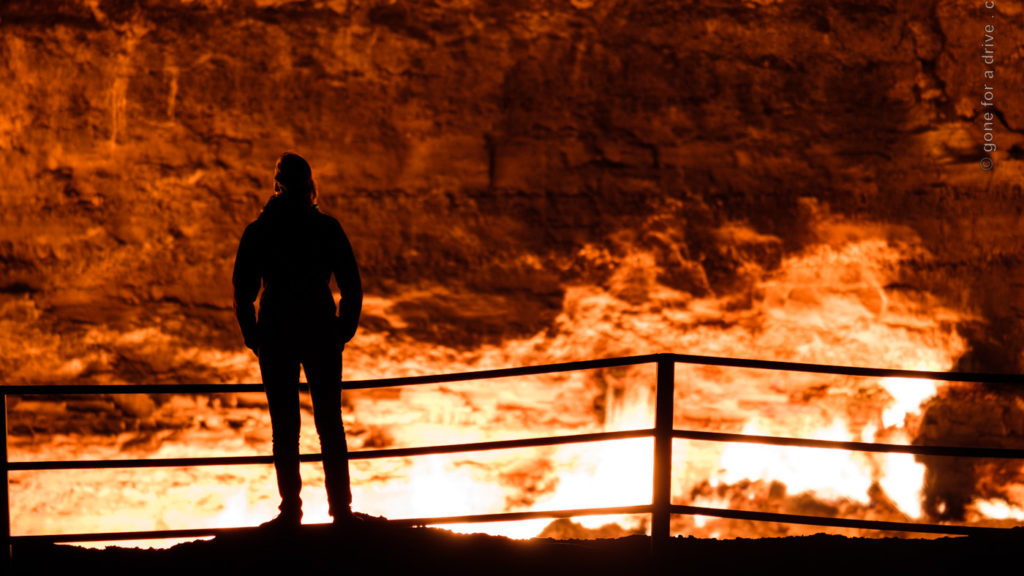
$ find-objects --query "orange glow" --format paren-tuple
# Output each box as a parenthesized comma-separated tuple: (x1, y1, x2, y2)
(3, 0, 1022, 552)
(10, 225, 1021, 543)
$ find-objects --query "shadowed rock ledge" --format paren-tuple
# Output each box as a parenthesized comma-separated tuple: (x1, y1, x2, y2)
(12, 522, 1024, 576)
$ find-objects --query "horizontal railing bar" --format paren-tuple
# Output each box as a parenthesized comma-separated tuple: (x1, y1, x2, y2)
(9, 429, 654, 471)
(353, 429, 653, 459)
(0, 355, 665, 396)
(672, 505, 1015, 537)
(387, 504, 654, 527)
(670, 353, 1024, 385)
(344, 355, 664, 389)
(3, 352, 1022, 397)
(10, 526, 253, 544)
(10, 505, 654, 544)
(0, 384, 268, 395)
(10, 454, 277, 471)
(673, 429, 1024, 459)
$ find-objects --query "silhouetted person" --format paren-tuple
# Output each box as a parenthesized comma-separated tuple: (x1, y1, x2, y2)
(233, 152, 362, 529)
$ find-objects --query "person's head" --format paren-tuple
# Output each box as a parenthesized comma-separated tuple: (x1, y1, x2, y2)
(274, 152, 318, 206)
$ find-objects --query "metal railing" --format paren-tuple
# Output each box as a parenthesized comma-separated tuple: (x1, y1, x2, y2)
(4, 353, 1024, 558)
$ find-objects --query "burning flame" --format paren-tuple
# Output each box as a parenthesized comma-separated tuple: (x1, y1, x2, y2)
(11, 221, 1014, 544)
(712, 419, 873, 505)
(881, 377, 938, 429)
(973, 499, 1024, 521)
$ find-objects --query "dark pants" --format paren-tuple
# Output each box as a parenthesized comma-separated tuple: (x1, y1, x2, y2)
(259, 338, 352, 518)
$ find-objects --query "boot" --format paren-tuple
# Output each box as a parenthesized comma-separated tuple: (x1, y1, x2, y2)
(259, 502, 303, 531)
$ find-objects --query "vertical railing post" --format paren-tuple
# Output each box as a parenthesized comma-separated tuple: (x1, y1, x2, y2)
(2, 392, 10, 565)
(651, 354, 674, 560)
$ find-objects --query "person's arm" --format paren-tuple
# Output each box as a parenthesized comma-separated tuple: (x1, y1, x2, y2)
(334, 222, 362, 344)
(233, 223, 261, 355)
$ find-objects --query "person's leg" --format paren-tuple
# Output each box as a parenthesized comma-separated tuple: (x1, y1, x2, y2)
(303, 343, 352, 519)
(259, 342, 304, 521)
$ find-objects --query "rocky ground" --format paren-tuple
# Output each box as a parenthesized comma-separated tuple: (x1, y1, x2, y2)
(11, 522, 1024, 576)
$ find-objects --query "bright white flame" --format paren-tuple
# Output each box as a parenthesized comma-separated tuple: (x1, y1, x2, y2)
(877, 451, 926, 518)
(211, 492, 255, 529)
(974, 498, 1024, 521)
(541, 439, 653, 520)
(431, 519, 555, 540)
(358, 453, 511, 522)
(436, 438, 652, 538)
(881, 377, 938, 428)
(715, 420, 872, 503)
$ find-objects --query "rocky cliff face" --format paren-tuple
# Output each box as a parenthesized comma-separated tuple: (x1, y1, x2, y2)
(2, 0, 1021, 385)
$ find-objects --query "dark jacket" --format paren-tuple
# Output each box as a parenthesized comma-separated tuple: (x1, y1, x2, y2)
(233, 194, 362, 353)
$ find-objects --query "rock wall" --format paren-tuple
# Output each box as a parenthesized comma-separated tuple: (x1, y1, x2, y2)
(0, 0, 1022, 385)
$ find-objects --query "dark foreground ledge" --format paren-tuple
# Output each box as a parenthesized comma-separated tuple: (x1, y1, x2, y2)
(12, 521, 1024, 576)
